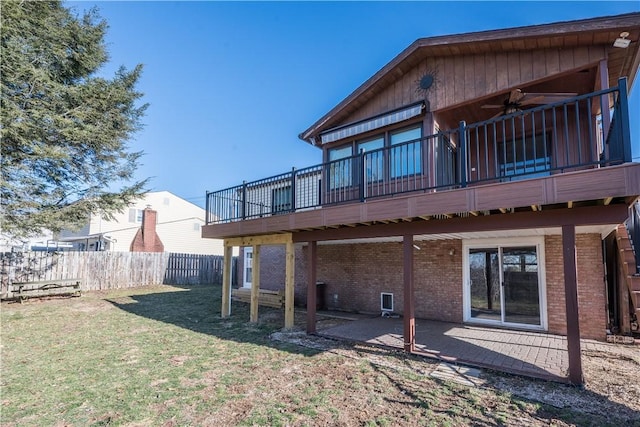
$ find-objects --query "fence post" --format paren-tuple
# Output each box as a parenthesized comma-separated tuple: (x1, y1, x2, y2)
(617, 77, 632, 163)
(291, 167, 296, 213)
(458, 121, 468, 188)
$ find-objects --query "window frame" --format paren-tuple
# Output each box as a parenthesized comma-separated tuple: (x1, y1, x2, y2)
(389, 126, 423, 179)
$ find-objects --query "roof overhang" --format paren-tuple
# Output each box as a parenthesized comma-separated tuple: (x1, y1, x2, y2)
(299, 12, 640, 146)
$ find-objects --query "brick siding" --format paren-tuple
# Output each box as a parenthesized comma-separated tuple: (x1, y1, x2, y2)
(238, 233, 606, 340)
(317, 240, 463, 322)
(545, 234, 606, 340)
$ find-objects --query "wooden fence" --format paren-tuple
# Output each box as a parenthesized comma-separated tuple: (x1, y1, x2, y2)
(0, 251, 237, 296)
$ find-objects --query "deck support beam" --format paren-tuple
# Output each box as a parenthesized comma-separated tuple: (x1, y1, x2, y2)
(562, 224, 583, 385)
(306, 241, 317, 334)
(403, 234, 415, 353)
(250, 245, 261, 323)
(284, 241, 295, 329)
(221, 244, 233, 318)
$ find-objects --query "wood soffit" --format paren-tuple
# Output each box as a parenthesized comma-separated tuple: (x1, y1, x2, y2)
(290, 204, 630, 243)
(299, 12, 640, 144)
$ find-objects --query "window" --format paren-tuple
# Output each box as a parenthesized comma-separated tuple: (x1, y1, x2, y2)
(243, 247, 253, 288)
(358, 136, 384, 182)
(328, 145, 353, 189)
(390, 127, 422, 178)
(193, 222, 201, 231)
(272, 186, 292, 214)
(325, 124, 423, 188)
(500, 133, 551, 179)
(128, 208, 143, 223)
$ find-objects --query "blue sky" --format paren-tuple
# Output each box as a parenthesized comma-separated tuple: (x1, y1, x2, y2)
(71, 1, 640, 208)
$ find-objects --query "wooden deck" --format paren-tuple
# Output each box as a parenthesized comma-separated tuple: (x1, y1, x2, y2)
(202, 163, 640, 239)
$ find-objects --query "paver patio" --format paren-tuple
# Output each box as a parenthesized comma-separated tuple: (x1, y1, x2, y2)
(318, 316, 613, 382)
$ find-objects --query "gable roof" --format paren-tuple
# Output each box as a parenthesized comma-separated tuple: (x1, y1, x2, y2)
(299, 13, 640, 145)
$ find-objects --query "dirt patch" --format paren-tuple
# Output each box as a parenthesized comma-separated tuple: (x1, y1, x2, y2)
(169, 355, 191, 367)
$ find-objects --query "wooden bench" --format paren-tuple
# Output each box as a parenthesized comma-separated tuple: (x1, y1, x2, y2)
(231, 288, 284, 308)
(8, 279, 82, 303)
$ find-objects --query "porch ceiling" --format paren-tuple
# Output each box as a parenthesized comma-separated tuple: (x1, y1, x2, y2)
(315, 224, 618, 246)
(436, 67, 599, 128)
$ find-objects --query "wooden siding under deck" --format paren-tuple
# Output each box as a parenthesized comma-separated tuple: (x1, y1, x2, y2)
(202, 163, 640, 239)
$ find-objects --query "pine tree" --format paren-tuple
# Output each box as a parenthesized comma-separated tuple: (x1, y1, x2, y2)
(1, 0, 148, 239)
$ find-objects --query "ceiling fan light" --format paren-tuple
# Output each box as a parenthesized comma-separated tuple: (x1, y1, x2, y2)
(614, 31, 631, 48)
(505, 105, 519, 115)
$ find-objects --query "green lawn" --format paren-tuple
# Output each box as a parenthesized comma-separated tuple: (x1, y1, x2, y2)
(0, 285, 632, 426)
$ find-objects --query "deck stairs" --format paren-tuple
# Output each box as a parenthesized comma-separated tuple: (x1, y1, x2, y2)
(616, 224, 640, 333)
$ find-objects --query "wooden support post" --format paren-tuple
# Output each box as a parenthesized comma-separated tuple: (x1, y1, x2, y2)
(284, 241, 295, 329)
(306, 241, 317, 334)
(250, 245, 260, 323)
(221, 244, 233, 318)
(403, 234, 415, 353)
(562, 224, 583, 385)
(599, 59, 611, 142)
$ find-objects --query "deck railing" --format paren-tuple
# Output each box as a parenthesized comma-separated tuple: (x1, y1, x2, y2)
(206, 78, 632, 224)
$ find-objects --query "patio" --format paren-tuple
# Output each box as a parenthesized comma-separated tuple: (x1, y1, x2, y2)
(317, 316, 609, 382)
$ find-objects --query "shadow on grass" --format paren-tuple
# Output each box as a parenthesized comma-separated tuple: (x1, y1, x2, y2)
(106, 283, 324, 357)
(104, 284, 639, 425)
(369, 356, 639, 427)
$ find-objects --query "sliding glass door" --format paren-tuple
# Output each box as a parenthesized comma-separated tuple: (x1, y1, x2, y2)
(469, 248, 501, 322)
(502, 247, 541, 325)
(465, 241, 545, 329)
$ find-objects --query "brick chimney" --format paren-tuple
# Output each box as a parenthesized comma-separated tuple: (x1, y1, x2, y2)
(130, 207, 164, 252)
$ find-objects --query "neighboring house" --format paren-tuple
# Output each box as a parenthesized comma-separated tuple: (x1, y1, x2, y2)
(202, 14, 640, 384)
(0, 231, 73, 252)
(0, 230, 75, 252)
(59, 191, 223, 255)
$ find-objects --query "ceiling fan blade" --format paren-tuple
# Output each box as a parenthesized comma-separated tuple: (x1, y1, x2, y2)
(519, 96, 545, 106)
(523, 92, 578, 98)
(481, 104, 504, 109)
(522, 92, 578, 104)
(508, 89, 524, 104)
(490, 111, 505, 120)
